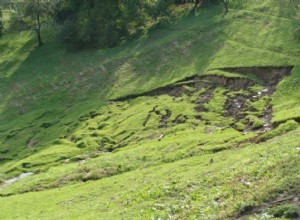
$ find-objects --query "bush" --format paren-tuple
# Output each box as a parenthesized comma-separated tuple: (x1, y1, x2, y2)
(268, 204, 300, 218)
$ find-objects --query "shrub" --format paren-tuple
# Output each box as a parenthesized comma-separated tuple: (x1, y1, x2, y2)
(268, 204, 300, 218)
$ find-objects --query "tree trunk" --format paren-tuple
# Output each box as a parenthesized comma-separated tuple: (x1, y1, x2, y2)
(36, 12, 43, 46)
(194, 0, 200, 9)
(191, 0, 202, 15)
(221, 0, 229, 13)
(36, 27, 43, 46)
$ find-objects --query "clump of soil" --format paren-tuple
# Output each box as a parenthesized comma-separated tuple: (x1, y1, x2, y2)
(112, 66, 293, 102)
(113, 66, 293, 134)
(225, 95, 248, 119)
(195, 89, 214, 112)
(201, 75, 255, 90)
(221, 66, 293, 85)
(159, 109, 172, 128)
(172, 114, 188, 125)
(143, 106, 172, 128)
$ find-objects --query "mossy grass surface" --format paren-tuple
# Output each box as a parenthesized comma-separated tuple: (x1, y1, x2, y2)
(0, 1, 300, 219)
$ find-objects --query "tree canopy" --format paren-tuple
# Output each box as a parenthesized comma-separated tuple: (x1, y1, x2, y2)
(58, 0, 172, 49)
(2, 0, 231, 48)
(9, 0, 58, 46)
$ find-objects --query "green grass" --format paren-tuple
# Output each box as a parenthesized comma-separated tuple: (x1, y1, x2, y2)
(272, 66, 300, 123)
(0, 129, 299, 219)
(0, 1, 300, 219)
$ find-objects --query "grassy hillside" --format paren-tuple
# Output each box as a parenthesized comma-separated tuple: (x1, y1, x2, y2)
(0, 1, 300, 219)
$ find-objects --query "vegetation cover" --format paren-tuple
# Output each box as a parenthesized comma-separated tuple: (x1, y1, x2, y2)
(0, 0, 300, 219)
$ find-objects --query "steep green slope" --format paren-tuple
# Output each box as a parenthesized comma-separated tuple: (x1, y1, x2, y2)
(0, 1, 300, 219)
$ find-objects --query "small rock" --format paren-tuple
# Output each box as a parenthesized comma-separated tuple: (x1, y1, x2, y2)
(83, 154, 90, 159)
(79, 160, 86, 164)
(262, 88, 269, 93)
(4, 172, 34, 185)
(27, 139, 38, 148)
(158, 134, 164, 141)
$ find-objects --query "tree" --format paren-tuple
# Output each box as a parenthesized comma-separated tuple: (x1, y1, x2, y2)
(59, 0, 172, 49)
(191, 0, 206, 15)
(10, 0, 58, 46)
